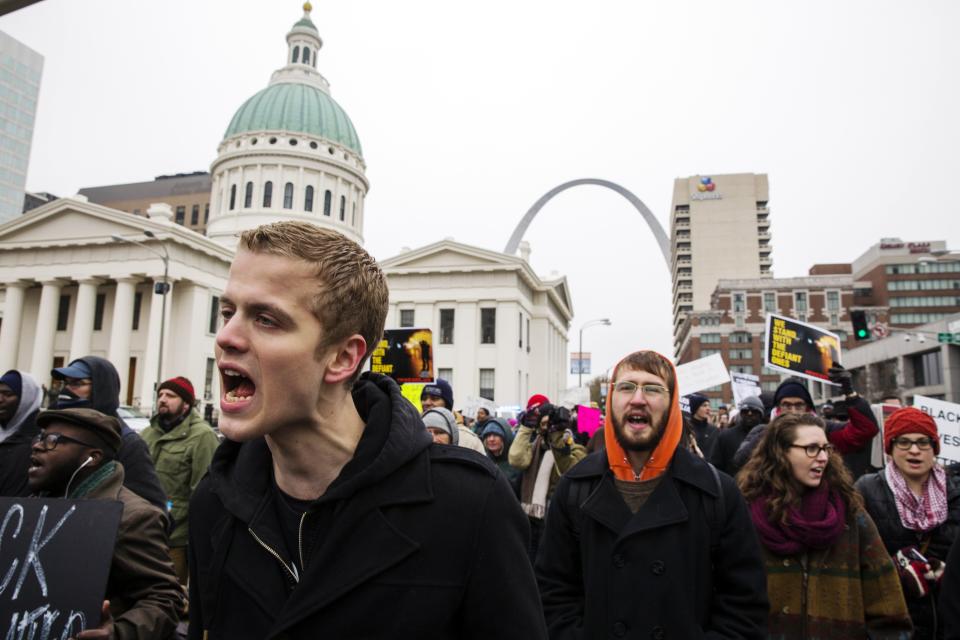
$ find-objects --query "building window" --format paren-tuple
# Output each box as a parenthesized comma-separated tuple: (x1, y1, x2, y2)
(132, 292, 143, 331)
(292, 46, 300, 63)
(229, 184, 237, 210)
(730, 332, 752, 343)
(204, 203, 209, 223)
(175, 206, 185, 225)
(191, 204, 199, 225)
(56, 295, 70, 331)
(479, 368, 495, 401)
(439, 309, 454, 344)
(700, 333, 721, 344)
(323, 190, 332, 216)
(729, 364, 754, 374)
(303, 47, 311, 65)
(438, 368, 453, 385)
(263, 181, 273, 208)
(889, 295, 960, 308)
(283, 182, 294, 209)
(244, 182, 253, 208)
(352, 202, 356, 226)
(891, 312, 949, 324)
(730, 348, 753, 360)
(526, 318, 530, 352)
(209, 295, 220, 334)
(733, 292, 746, 313)
(204, 358, 215, 401)
(480, 308, 496, 344)
(304, 186, 314, 212)
(700, 349, 721, 358)
(763, 292, 777, 314)
(836, 330, 847, 342)
(399, 309, 414, 328)
(518, 312, 523, 348)
(912, 350, 943, 386)
(794, 292, 808, 315)
(339, 195, 346, 221)
(830, 313, 839, 326)
(826, 290, 840, 311)
(93, 294, 106, 331)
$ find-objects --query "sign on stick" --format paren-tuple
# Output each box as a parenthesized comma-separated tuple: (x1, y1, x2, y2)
(764, 313, 842, 384)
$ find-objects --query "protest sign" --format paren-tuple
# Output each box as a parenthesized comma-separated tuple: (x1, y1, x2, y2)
(576, 405, 602, 437)
(913, 395, 960, 466)
(461, 395, 496, 420)
(400, 383, 426, 412)
(676, 353, 730, 396)
(730, 372, 761, 407)
(0, 498, 122, 639)
(764, 313, 841, 384)
(370, 328, 435, 383)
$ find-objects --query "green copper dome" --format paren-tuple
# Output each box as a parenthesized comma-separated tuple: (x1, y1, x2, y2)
(223, 83, 362, 155)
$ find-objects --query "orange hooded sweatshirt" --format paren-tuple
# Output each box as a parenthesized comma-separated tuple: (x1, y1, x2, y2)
(604, 350, 684, 482)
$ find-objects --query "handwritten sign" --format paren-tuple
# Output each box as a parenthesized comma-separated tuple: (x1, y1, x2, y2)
(676, 353, 730, 396)
(764, 313, 841, 384)
(913, 395, 960, 466)
(371, 328, 435, 383)
(0, 498, 122, 639)
(730, 372, 762, 407)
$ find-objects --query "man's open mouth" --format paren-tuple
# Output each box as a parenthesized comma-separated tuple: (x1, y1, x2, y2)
(626, 413, 651, 427)
(221, 366, 256, 404)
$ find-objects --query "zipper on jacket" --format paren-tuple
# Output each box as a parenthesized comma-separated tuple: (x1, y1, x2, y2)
(248, 527, 300, 586)
(298, 511, 309, 572)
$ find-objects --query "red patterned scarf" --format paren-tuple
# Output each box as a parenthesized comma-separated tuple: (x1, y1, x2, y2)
(885, 463, 948, 532)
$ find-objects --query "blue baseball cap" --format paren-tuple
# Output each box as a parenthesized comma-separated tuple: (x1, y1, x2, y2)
(51, 359, 92, 380)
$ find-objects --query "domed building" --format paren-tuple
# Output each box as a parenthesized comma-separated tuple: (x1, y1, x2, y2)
(206, 3, 367, 248)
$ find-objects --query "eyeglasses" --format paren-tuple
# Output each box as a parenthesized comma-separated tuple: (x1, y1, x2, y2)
(32, 432, 98, 452)
(790, 443, 835, 458)
(613, 381, 669, 399)
(779, 401, 808, 411)
(892, 437, 934, 451)
(63, 379, 92, 388)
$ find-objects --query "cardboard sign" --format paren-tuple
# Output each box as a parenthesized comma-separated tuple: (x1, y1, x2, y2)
(0, 498, 123, 638)
(371, 328, 435, 383)
(400, 383, 426, 413)
(913, 395, 960, 466)
(461, 395, 496, 420)
(676, 353, 730, 396)
(764, 313, 841, 384)
(731, 372, 762, 407)
(576, 405, 602, 437)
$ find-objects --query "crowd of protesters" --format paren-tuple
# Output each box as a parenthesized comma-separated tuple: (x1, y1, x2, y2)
(1, 219, 959, 638)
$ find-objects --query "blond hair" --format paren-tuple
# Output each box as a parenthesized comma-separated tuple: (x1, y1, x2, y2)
(238, 221, 388, 382)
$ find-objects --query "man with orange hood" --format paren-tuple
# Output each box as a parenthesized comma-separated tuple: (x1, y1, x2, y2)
(535, 350, 769, 639)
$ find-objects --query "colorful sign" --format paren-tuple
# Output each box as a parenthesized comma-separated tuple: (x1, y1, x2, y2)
(912, 395, 960, 466)
(691, 176, 722, 200)
(570, 352, 591, 375)
(764, 313, 842, 384)
(576, 405, 602, 437)
(370, 328, 435, 383)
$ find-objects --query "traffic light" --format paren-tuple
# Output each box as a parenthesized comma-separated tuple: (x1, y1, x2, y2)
(851, 310, 871, 341)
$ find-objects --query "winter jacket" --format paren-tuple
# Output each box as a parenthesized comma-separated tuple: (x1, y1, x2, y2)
(536, 447, 769, 640)
(68, 461, 185, 640)
(509, 425, 587, 504)
(53, 356, 167, 511)
(709, 418, 757, 477)
(187, 373, 547, 640)
(141, 409, 220, 547)
(733, 395, 879, 479)
(0, 371, 41, 497)
(690, 416, 719, 460)
(479, 418, 521, 488)
(941, 535, 960, 640)
(855, 468, 960, 639)
(761, 509, 912, 639)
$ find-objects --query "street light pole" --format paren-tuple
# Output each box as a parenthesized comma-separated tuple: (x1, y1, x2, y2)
(111, 232, 170, 410)
(578, 318, 612, 388)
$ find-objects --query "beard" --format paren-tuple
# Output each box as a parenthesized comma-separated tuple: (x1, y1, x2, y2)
(612, 410, 668, 452)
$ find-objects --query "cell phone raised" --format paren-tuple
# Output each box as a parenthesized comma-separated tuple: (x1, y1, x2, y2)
(907, 548, 929, 564)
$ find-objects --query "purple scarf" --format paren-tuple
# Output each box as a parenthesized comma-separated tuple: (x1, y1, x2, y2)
(750, 482, 847, 555)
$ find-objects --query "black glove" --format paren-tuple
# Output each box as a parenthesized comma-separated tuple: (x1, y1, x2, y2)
(520, 408, 541, 430)
(828, 364, 854, 395)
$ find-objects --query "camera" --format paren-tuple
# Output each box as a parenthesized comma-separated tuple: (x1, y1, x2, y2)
(519, 403, 571, 433)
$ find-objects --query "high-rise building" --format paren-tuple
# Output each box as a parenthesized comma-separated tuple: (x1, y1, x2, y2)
(0, 31, 43, 223)
(671, 173, 771, 356)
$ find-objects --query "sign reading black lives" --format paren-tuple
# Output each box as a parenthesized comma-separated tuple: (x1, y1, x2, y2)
(0, 498, 122, 639)
(764, 313, 842, 385)
(370, 328, 435, 384)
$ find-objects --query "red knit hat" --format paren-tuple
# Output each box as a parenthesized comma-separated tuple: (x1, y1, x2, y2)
(158, 376, 195, 407)
(527, 394, 549, 410)
(884, 407, 939, 454)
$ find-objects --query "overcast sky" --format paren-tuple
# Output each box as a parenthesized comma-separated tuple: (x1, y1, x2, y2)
(2, 0, 958, 388)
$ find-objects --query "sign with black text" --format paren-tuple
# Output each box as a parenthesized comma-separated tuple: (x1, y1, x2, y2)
(913, 395, 960, 466)
(764, 313, 842, 384)
(0, 498, 122, 639)
(371, 328, 435, 383)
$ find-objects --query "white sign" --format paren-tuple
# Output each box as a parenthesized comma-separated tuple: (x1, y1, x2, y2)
(676, 353, 730, 396)
(913, 395, 960, 466)
(730, 372, 761, 407)
(461, 395, 496, 419)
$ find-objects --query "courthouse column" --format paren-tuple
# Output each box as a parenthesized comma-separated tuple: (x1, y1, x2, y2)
(0, 282, 28, 372)
(107, 278, 138, 399)
(29, 280, 63, 383)
(69, 278, 100, 362)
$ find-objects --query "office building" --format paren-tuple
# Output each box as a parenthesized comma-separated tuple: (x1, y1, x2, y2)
(0, 31, 42, 223)
(79, 172, 212, 234)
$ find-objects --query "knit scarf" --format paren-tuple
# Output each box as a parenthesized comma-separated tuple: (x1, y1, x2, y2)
(750, 482, 847, 555)
(520, 437, 553, 520)
(885, 463, 948, 532)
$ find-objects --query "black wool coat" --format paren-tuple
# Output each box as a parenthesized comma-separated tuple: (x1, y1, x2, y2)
(856, 469, 960, 639)
(188, 373, 547, 640)
(536, 447, 769, 640)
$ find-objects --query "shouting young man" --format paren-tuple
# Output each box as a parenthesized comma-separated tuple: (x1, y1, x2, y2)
(188, 222, 545, 639)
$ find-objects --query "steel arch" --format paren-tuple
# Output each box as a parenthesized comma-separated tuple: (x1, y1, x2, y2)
(504, 178, 670, 267)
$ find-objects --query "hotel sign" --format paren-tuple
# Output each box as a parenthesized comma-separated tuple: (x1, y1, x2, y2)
(690, 176, 722, 201)
(879, 241, 931, 254)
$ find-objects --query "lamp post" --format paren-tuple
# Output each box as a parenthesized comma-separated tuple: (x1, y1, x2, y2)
(578, 318, 611, 388)
(111, 232, 169, 409)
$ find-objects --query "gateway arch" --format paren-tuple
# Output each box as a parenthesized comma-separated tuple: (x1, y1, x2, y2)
(503, 178, 671, 267)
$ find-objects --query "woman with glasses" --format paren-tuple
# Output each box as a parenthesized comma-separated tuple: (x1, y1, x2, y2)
(856, 407, 960, 639)
(739, 412, 912, 639)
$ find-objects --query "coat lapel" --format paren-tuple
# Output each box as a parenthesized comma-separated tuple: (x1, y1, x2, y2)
(618, 473, 690, 541)
(581, 473, 632, 535)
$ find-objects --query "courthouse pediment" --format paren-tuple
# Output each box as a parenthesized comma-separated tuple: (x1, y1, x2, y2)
(381, 240, 518, 272)
(0, 198, 162, 249)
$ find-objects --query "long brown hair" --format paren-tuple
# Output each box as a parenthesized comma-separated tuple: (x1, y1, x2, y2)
(737, 413, 862, 525)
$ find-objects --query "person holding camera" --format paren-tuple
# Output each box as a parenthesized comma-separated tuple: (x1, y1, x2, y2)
(509, 394, 587, 561)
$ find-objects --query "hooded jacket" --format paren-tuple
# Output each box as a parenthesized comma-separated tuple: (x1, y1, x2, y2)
(479, 417, 520, 487)
(536, 351, 769, 639)
(0, 370, 41, 496)
(187, 373, 547, 640)
(53, 356, 167, 510)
